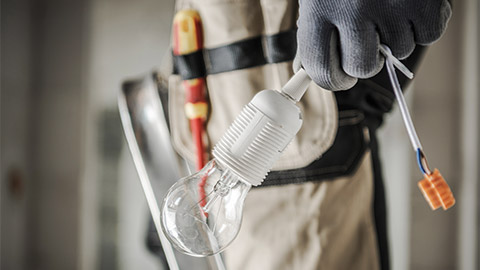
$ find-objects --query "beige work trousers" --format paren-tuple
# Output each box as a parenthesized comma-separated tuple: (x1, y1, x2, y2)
(224, 151, 380, 270)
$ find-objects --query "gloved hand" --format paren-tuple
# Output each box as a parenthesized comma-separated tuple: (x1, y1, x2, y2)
(295, 0, 452, 90)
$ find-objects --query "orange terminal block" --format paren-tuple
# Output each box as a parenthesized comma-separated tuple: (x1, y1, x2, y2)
(418, 169, 455, 210)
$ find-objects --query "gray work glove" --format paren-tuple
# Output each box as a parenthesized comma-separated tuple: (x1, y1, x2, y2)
(295, 0, 452, 90)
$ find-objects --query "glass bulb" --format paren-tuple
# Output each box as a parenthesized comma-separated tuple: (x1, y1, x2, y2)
(160, 77, 311, 256)
(161, 159, 251, 257)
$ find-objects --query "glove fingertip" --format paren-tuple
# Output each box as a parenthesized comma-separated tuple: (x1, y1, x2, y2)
(395, 44, 415, 60)
(305, 65, 358, 91)
(344, 50, 384, 79)
(330, 76, 358, 91)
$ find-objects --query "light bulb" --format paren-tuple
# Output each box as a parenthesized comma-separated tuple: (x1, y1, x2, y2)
(161, 69, 311, 257)
(161, 159, 251, 256)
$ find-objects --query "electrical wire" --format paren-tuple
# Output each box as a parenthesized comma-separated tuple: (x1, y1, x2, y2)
(380, 44, 431, 175)
(381, 45, 455, 210)
(382, 45, 422, 151)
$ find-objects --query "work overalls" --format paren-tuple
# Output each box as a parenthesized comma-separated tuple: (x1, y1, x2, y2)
(155, 0, 425, 269)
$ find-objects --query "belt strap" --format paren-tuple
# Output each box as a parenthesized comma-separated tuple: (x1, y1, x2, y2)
(173, 29, 297, 79)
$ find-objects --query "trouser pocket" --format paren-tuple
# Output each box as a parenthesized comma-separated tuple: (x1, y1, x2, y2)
(262, 109, 369, 187)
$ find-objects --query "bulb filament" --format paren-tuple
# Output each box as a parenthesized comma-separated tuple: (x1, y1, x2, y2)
(202, 173, 238, 213)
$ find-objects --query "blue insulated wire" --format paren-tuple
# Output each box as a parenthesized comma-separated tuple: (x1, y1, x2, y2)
(416, 148, 426, 175)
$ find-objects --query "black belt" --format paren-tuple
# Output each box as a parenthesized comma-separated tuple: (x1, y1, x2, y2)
(173, 29, 297, 80)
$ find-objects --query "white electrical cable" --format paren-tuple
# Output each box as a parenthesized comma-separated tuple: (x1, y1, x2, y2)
(379, 46, 414, 79)
(281, 68, 311, 102)
(381, 44, 422, 151)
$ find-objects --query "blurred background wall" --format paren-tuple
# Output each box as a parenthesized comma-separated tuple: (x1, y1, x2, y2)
(1, 0, 174, 269)
(1, 0, 478, 270)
